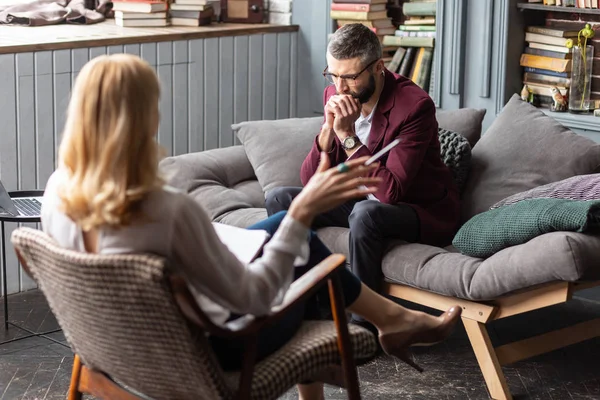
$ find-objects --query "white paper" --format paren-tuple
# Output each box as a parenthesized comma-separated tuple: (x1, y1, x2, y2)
(212, 222, 270, 264)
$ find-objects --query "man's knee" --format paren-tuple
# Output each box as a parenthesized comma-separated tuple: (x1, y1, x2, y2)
(348, 201, 382, 239)
(265, 186, 299, 214)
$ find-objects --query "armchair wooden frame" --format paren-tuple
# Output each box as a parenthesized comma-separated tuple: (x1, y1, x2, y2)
(384, 280, 600, 400)
(16, 250, 367, 400)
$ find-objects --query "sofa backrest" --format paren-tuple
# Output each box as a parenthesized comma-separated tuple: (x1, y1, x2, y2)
(460, 94, 600, 224)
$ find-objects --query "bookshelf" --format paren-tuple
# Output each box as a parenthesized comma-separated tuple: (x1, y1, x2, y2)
(516, 3, 600, 15)
(516, 2, 600, 139)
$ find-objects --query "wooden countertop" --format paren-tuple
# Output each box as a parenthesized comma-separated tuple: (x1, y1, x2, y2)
(0, 21, 299, 54)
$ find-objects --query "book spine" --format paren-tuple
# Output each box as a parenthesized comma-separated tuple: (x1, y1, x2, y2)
(523, 67, 569, 78)
(417, 47, 434, 89)
(523, 72, 571, 87)
(330, 3, 373, 12)
(398, 25, 436, 31)
(399, 47, 416, 77)
(330, 10, 370, 20)
(387, 47, 407, 73)
(383, 36, 435, 48)
(526, 26, 569, 38)
(519, 54, 571, 73)
(525, 32, 569, 47)
(402, 2, 436, 16)
(410, 47, 425, 82)
(524, 47, 571, 59)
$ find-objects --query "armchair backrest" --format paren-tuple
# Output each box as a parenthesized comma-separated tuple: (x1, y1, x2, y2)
(11, 227, 232, 400)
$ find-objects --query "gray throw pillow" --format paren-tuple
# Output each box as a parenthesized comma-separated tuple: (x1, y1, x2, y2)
(233, 117, 322, 195)
(436, 108, 486, 148)
(460, 94, 600, 223)
(438, 128, 471, 193)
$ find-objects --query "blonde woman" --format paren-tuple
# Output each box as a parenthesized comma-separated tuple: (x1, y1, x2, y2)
(41, 54, 461, 400)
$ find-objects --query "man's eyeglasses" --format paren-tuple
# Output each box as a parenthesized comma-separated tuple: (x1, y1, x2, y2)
(322, 59, 378, 87)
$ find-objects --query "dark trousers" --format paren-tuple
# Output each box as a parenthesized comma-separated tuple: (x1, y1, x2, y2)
(209, 211, 362, 371)
(266, 187, 420, 295)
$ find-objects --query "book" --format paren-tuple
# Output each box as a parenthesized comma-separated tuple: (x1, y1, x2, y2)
(404, 16, 435, 25)
(386, 47, 407, 73)
(115, 17, 169, 26)
(382, 35, 434, 48)
(428, 48, 436, 96)
(212, 223, 270, 264)
(173, 0, 210, 4)
(269, 0, 292, 13)
(523, 67, 569, 78)
(417, 47, 434, 89)
(111, 0, 167, 13)
(519, 54, 571, 73)
(524, 82, 568, 97)
(398, 25, 436, 31)
(526, 26, 579, 38)
(268, 11, 292, 25)
(170, 8, 213, 18)
(524, 46, 572, 60)
(336, 19, 392, 28)
(330, 3, 386, 12)
(329, 10, 388, 20)
(410, 47, 426, 84)
(170, 16, 212, 26)
(402, 1, 436, 16)
(114, 10, 167, 18)
(525, 32, 571, 47)
(331, 0, 387, 3)
(528, 42, 572, 54)
(170, 3, 211, 10)
(395, 30, 436, 38)
(399, 46, 417, 77)
(523, 72, 571, 87)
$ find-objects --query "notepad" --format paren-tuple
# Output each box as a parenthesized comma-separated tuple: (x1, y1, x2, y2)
(212, 223, 270, 264)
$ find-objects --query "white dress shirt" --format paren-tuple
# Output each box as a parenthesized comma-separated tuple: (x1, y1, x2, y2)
(352, 104, 379, 201)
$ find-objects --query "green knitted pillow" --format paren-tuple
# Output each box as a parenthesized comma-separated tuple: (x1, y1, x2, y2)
(453, 198, 600, 258)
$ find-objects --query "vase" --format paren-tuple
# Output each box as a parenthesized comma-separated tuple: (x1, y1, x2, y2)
(569, 45, 594, 113)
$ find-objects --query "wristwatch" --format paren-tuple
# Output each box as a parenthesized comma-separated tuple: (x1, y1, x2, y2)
(342, 136, 360, 150)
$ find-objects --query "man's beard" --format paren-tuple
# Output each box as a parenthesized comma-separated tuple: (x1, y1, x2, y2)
(340, 73, 376, 104)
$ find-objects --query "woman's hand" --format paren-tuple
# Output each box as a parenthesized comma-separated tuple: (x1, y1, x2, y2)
(288, 152, 381, 227)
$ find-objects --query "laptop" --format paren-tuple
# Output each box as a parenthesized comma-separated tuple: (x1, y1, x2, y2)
(0, 181, 43, 217)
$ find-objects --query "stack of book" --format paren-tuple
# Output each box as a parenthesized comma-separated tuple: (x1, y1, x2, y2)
(519, 25, 576, 107)
(381, 0, 436, 91)
(267, 0, 293, 25)
(112, 0, 169, 27)
(527, 0, 598, 8)
(169, 0, 214, 26)
(330, 0, 396, 42)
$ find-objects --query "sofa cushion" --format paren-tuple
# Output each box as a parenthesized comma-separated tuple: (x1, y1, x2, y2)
(453, 198, 600, 258)
(438, 128, 471, 193)
(491, 173, 600, 209)
(159, 146, 266, 221)
(436, 108, 486, 148)
(460, 94, 600, 223)
(234, 117, 322, 196)
(316, 227, 600, 300)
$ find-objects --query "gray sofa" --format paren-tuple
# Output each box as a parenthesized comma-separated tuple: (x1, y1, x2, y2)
(160, 94, 600, 400)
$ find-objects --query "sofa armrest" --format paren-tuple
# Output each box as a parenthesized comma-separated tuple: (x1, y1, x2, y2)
(159, 146, 266, 221)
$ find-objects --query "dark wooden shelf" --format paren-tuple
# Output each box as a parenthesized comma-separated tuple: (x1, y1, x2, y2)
(517, 3, 600, 15)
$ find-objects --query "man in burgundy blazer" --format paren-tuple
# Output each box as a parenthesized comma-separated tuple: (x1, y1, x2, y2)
(266, 24, 459, 308)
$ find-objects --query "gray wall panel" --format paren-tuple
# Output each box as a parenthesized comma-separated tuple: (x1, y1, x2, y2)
(233, 36, 249, 138)
(262, 34, 277, 120)
(204, 38, 219, 150)
(157, 42, 173, 155)
(173, 40, 189, 155)
(0, 32, 297, 294)
(219, 37, 234, 147)
(248, 35, 263, 122)
(276, 33, 291, 119)
(188, 39, 204, 153)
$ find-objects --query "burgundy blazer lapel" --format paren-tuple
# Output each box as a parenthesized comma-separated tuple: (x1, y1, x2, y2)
(367, 70, 397, 152)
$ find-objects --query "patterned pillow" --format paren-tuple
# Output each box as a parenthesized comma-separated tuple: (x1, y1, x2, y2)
(491, 173, 600, 209)
(438, 128, 472, 193)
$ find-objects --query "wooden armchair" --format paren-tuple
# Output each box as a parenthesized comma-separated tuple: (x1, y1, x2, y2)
(11, 227, 378, 400)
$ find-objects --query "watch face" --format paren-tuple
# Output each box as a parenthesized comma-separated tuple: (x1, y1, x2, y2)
(344, 136, 356, 149)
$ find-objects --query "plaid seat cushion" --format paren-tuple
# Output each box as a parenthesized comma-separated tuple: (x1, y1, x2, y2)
(224, 321, 377, 400)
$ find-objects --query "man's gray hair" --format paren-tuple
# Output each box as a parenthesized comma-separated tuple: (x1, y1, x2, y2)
(327, 24, 382, 65)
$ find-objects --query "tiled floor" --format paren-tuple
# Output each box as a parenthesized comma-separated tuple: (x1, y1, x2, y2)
(1, 290, 600, 400)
